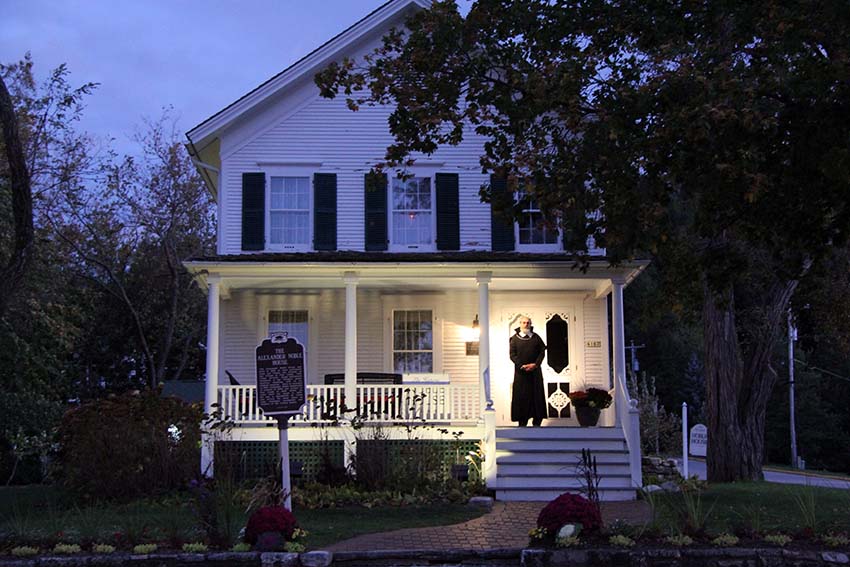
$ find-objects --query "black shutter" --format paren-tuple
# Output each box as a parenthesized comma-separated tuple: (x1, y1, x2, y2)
(365, 171, 388, 251)
(490, 175, 515, 251)
(313, 173, 337, 251)
(242, 172, 265, 251)
(435, 173, 460, 250)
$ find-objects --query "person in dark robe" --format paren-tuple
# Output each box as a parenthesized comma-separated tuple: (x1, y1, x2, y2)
(510, 316, 547, 426)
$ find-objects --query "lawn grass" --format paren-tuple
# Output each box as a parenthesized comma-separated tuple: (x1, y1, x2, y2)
(653, 482, 850, 535)
(0, 485, 486, 551)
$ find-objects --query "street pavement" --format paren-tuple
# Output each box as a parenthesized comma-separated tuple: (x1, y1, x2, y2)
(680, 458, 850, 489)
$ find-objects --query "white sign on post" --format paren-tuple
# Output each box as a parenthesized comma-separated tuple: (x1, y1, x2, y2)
(689, 423, 708, 457)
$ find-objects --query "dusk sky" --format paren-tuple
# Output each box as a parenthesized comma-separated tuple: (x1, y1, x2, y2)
(2, 0, 389, 156)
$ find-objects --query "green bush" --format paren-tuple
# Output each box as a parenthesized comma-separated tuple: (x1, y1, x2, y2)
(57, 389, 202, 500)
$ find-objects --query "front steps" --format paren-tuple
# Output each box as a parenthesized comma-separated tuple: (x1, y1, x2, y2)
(493, 426, 637, 502)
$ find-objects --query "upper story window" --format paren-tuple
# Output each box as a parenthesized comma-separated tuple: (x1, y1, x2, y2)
(516, 189, 560, 251)
(268, 176, 311, 249)
(390, 177, 435, 251)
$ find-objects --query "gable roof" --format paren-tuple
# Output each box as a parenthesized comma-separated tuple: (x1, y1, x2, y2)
(186, 0, 429, 154)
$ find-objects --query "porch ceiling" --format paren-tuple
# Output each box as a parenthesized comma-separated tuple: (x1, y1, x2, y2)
(185, 258, 649, 294)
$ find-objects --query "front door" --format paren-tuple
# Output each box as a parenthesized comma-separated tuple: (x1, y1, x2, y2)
(494, 307, 575, 426)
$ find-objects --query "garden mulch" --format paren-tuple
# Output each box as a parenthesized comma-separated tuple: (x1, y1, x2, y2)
(325, 499, 651, 552)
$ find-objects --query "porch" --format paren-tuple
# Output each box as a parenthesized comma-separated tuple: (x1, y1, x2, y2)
(187, 254, 648, 500)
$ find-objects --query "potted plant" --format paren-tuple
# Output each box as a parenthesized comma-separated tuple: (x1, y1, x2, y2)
(568, 388, 613, 427)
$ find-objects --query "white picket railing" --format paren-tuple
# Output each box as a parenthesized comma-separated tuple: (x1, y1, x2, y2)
(217, 384, 481, 426)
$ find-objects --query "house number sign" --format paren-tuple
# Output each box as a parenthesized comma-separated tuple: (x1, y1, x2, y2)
(255, 335, 306, 416)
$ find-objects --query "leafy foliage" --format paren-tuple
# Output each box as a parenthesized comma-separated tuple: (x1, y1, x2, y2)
(536, 493, 602, 535)
(57, 390, 201, 500)
(316, 0, 850, 482)
(243, 505, 297, 545)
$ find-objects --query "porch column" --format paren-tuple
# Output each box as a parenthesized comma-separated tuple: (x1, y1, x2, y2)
(611, 277, 627, 426)
(477, 271, 498, 488)
(612, 276, 643, 486)
(344, 272, 358, 413)
(201, 275, 221, 476)
(476, 271, 493, 411)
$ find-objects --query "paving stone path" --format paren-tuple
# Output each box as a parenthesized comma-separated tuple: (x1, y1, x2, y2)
(326, 500, 651, 552)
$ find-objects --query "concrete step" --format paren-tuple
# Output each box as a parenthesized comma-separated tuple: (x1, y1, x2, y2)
(495, 474, 632, 488)
(496, 439, 628, 452)
(496, 451, 629, 464)
(495, 426, 624, 440)
(496, 487, 637, 502)
(497, 461, 631, 477)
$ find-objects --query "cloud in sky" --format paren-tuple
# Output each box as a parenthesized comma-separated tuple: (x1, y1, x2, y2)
(2, 0, 387, 156)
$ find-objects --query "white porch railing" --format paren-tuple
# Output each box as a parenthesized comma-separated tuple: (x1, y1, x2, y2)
(614, 373, 642, 488)
(217, 384, 481, 426)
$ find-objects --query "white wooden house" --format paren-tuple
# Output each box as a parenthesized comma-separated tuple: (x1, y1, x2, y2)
(184, 0, 647, 501)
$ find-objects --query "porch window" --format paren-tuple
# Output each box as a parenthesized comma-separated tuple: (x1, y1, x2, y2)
(391, 177, 434, 249)
(269, 310, 308, 346)
(392, 310, 433, 373)
(517, 189, 559, 249)
(269, 176, 310, 247)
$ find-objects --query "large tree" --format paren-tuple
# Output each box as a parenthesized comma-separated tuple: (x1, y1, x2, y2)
(316, 0, 850, 481)
(51, 111, 215, 390)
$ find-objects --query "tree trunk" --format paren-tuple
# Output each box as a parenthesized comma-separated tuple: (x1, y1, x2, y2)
(0, 75, 34, 318)
(703, 279, 798, 482)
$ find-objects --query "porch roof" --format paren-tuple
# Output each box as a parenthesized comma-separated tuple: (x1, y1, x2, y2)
(184, 252, 648, 296)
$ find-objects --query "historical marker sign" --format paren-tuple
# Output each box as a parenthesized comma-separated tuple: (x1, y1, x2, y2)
(689, 423, 708, 457)
(255, 335, 306, 416)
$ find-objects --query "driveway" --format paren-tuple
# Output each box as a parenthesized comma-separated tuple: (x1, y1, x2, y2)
(680, 459, 850, 489)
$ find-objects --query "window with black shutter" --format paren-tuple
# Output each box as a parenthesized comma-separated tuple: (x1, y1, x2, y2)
(242, 172, 266, 251)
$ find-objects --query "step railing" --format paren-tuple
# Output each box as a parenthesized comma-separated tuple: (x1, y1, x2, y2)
(613, 372, 642, 488)
(216, 384, 481, 426)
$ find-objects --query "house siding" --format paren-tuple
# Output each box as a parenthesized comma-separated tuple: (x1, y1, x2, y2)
(218, 289, 481, 386)
(582, 295, 610, 389)
(222, 95, 492, 255)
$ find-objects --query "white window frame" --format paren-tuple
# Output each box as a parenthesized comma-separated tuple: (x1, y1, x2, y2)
(515, 190, 561, 252)
(258, 302, 315, 384)
(388, 168, 439, 252)
(381, 297, 443, 374)
(264, 167, 314, 252)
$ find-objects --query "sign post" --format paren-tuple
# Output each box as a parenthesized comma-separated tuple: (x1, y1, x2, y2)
(255, 334, 306, 511)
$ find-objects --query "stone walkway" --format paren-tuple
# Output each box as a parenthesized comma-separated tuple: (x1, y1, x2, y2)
(326, 499, 651, 552)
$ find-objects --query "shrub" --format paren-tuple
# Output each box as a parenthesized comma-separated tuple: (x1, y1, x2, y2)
(711, 533, 740, 547)
(53, 543, 82, 554)
(664, 534, 694, 546)
(132, 543, 158, 554)
(764, 533, 792, 547)
(244, 505, 297, 544)
(609, 534, 635, 547)
(822, 534, 850, 548)
(11, 546, 39, 557)
(182, 542, 209, 553)
(537, 493, 602, 535)
(57, 389, 201, 500)
(92, 544, 116, 553)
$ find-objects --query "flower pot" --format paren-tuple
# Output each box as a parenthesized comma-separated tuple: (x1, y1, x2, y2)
(451, 463, 470, 481)
(575, 406, 601, 427)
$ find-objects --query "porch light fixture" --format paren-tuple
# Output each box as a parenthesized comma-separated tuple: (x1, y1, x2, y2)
(466, 314, 480, 356)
